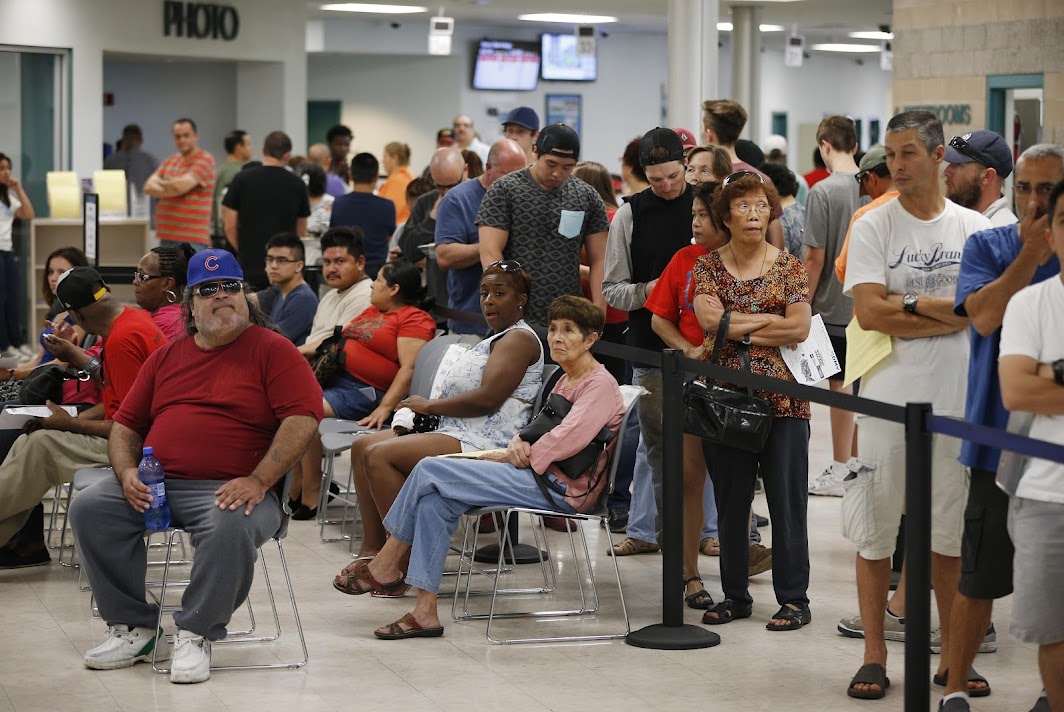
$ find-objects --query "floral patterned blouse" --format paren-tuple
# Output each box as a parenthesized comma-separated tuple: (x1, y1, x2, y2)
(692, 249, 811, 420)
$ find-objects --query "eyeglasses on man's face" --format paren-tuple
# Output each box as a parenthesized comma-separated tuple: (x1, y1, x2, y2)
(194, 280, 242, 298)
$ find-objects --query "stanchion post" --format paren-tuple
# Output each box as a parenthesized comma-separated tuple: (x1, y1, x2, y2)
(904, 402, 933, 711)
(626, 349, 719, 650)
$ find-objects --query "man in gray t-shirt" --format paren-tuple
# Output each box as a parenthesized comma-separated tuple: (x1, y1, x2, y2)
(477, 123, 609, 325)
(802, 116, 866, 497)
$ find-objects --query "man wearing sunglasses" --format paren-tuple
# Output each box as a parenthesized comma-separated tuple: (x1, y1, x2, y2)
(944, 130, 1016, 227)
(71, 249, 322, 684)
(0, 267, 165, 568)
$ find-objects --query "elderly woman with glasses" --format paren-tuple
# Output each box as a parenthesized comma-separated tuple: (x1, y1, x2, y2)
(331, 260, 542, 594)
(692, 171, 813, 632)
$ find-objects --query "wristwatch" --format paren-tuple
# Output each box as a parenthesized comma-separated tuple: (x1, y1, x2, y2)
(1054, 359, 1064, 386)
(902, 292, 919, 314)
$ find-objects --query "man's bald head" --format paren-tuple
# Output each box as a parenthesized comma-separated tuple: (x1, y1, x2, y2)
(430, 147, 466, 188)
(307, 143, 331, 169)
(484, 139, 527, 187)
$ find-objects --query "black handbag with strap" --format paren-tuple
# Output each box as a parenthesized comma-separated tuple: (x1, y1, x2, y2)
(310, 326, 346, 387)
(682, 310, 774, 453)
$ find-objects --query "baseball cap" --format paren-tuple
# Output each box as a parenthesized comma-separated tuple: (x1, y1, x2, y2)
(502, 106, 540, 133)
(639, 127, 685, 167)
(858, 145, 887, 173)
(436, 128, 455, 146)
(672, 127, 697, 152)
(54, 266, 109, 312)
(535, 123, 581, 161)
(186, 249, 244, 288)
(945, 130, 1013, 178)
(762, 134, 788, 159)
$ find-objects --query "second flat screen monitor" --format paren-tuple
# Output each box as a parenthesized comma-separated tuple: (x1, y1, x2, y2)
(540, 33, 596, 82)
(472, 39, 540, 91)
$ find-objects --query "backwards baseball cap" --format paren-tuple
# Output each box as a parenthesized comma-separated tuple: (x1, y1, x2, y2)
(672, 127, 698, 152)
(535, 123, 581, 161)
(945, 130, 1013, 178)
(503, 106, 540, 133)
(436, 128, 455, 146)
(54, 266, 109, 312)
(762, 134, 788, 159)
(186, 249, 244, 288)
(639, 127, 685, 167)
(858, 145, 887, 174)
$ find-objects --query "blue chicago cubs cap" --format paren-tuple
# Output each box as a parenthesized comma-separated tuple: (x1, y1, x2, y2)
(186, 249, 244, 288)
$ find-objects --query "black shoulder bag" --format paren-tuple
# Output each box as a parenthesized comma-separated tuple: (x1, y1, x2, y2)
(682, 310, 774, 453)
(310, 326, 346, 387)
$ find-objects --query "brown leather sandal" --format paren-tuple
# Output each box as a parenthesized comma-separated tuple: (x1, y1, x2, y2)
(332, 559, 405, 596)
(609, 537, 660, 557)
(374, 612, 445, 640)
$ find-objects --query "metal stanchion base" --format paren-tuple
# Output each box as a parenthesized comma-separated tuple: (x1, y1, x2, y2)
(473, 543, 549, 565)
(626, 624, 721, 650)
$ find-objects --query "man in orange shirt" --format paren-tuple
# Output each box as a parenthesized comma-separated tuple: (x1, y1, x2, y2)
(834, 145, 898, 284)
(144, 118, 216, 252)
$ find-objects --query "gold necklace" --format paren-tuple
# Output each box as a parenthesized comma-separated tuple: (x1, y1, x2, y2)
(729, 242, 769, 281)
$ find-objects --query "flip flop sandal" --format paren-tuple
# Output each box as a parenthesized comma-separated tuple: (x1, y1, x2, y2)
(701, 599, 753, 625)
(766, 602, 811, 631)
(609, 537, 661, 557)
(932, 666, 991, 697)
(699, 537, 721, 556)
(684, 576, 714, 610)
(332, 559, 405, 596)
(374, 612, 445, 640)
(848, 663, 890, 699)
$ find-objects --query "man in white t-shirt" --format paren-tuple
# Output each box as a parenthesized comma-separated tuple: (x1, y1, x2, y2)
(298, 226, 371, 358)
(998, 179, 1064, 712)
(840, 110, 992, 701)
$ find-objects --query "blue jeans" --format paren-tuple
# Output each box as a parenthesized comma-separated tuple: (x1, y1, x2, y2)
(627, 435, 721, 544)
(383, 457, 576, 594)
(606, 406, 641, 511)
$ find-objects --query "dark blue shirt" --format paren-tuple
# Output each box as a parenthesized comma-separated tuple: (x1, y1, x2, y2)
(954, 223, 1060, 471)
(435, 178, 489, 336)
(268, 282, 318, 346)
(329, 192, 396, 276)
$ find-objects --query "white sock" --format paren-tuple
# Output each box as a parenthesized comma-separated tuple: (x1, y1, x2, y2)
(831, 460, 848, 476)
(942, 691, 968, 702)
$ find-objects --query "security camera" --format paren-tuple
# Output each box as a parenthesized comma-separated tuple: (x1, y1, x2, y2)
(879, 23, 891, 34)
(390, 22, 400, 29)
(600, 31, 609, 39)
(856, 58, 864, 66)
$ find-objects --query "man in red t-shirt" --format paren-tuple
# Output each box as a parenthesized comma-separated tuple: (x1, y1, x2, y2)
(0, 267, 164, 567)
(71, 249, 322, 684)
(144, 117, 217, 251)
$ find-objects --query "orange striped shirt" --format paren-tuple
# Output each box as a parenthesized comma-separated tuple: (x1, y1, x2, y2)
(155, 150, 216, 245)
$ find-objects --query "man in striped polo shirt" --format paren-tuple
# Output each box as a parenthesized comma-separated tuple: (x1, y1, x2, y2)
(144, 118, 216, 252)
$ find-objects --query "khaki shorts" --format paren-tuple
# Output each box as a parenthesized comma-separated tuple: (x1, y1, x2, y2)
(841, 419, 968, 561)
(1008, 497, 1064, 645)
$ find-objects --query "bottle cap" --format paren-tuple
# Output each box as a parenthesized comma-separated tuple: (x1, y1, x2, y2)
(142, 446, 153, 456)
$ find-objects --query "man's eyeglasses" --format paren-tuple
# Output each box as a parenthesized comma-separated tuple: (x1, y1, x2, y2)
(722, 170, 765, 188)
(435, 181, 460, 193)
(265, 256, 298, 266)
(486, 259, 525, 273)
(194, 280, 242, 298)
(1014, 182, 1055, 198)
(133, 272, 164, 283)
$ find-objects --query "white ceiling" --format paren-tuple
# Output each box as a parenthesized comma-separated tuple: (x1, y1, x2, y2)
(309, 0, 894, 43)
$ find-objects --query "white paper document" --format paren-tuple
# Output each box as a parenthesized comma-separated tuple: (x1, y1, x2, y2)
(780, 314, 841, 386)
(3, 405, 79, 417)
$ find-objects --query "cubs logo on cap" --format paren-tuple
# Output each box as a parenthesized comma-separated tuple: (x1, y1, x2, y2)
(187, 249, 244, 288)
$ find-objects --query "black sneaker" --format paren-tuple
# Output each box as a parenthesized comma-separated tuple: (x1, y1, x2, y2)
(606, 508, 628, 533)
(0, 545, 51, 569)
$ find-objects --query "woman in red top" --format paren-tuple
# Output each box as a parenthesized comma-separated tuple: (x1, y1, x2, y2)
(646, 182, 726, 610)
(692, 172, 812, 632)
(292, 260, 436, 519)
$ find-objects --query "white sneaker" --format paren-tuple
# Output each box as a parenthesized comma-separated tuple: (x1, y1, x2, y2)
(170, 629, 211, 683)
(84, 624, 167, 670)
(808, 465, 845, 497)
(930, 623, 997, 654)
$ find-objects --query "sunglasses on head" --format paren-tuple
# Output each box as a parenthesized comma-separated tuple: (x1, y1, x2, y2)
(194, 280, 242, 298)
(948, 135, 998, 167)
(722, 170, 766, 188)
(487, 259, 525, 273)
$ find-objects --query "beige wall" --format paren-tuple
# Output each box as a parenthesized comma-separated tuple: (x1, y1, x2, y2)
(892, 0, 1064, 144)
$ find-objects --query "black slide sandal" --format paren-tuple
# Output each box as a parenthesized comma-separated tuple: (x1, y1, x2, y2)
(847, 663, 890, 699)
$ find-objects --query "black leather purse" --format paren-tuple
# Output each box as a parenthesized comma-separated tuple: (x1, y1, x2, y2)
(310, 326, 346, 387)
(682, 310, 774, 453)
(19, 364, 79, 405)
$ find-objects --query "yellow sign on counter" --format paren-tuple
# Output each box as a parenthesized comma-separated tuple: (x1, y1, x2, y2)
(92, 170, 128, 215)
(46, 171, 80, 218)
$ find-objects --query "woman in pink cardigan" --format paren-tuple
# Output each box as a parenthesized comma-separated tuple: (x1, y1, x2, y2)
(335, 295, 626, 640)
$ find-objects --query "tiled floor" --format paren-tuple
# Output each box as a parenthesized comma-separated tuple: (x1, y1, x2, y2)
(0, 404, 1046, 711)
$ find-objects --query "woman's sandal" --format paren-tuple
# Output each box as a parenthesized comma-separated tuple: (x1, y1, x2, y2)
(699, 536, 721, 556)
(374, 612, 444, 640)
(932, 665, 991, 697)
(766, 602, 811, 631)
(609, 537, 661, 557)
(332, 559, 405, 596)
(684, 576, 714, 610)
(847, 662, 890, 700)
(701, 599, 753, 625)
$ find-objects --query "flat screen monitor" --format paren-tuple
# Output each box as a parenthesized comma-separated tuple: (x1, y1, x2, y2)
(472, 39, 540, 91)
(540, 32, 596, 81)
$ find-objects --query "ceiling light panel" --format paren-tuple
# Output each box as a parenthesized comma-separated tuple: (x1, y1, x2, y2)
(321, 3, 428, 13)
(517, 13, 618, 23)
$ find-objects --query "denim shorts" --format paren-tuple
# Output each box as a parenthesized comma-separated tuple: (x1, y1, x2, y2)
(322, 372, 384, 421)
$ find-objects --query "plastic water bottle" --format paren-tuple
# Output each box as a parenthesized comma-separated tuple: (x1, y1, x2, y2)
(139, 446, 171, 531)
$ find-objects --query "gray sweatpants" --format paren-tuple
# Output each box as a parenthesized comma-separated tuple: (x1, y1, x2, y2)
(70, 476, 281, 641)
